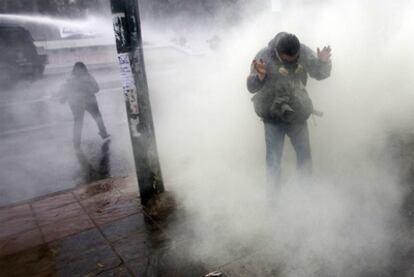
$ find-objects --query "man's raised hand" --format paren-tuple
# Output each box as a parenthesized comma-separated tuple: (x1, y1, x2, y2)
(253, 59, 266, 81)
(317, 46, 332, 63)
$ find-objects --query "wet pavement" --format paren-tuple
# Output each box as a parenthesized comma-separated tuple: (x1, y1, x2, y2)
(0, 177, 212, 277)
(0, 45, 189, 205)
(0, 119, 135, 206)
(0, 175, 259, 276)
(1, 174, 414, 277)
(0, 65, 136, 206)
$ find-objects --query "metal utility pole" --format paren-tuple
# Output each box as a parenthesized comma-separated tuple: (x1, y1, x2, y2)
(110, 0, 164, 205)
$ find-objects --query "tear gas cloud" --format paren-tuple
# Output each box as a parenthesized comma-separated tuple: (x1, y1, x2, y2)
(140, 0, 414, 275)
(1, 0, 412, 274)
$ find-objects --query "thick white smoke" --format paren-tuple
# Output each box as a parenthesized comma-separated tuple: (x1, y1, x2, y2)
(142, 0, 414, 275)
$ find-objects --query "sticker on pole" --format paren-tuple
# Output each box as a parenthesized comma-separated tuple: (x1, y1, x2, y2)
(118, 53, 136, 91)
(117, 53, 139, 118)
(126, 88, 139, 115)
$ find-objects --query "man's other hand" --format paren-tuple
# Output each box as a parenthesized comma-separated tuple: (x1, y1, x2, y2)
(253, 59, 266, 81)
(317, 46, 332, 63)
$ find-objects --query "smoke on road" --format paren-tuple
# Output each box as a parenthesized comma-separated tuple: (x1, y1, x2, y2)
(1, 0, 413, 274)
(142, 0, 414, 276)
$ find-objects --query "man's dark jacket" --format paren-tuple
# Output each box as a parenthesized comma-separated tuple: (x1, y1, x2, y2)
(247, 32, 332, 123)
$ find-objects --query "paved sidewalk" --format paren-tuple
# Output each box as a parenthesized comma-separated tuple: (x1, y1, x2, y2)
(1, 173, 414, 276)
(0, 177, 214, 277)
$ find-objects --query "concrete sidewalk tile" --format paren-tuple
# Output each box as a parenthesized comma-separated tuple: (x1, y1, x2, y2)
(40, 213, 94, 242)
(100, 213, 159, 243)
(55, 244, 122, 277)
(0, 228, 43, 257)
(0, 204, 37, 238)
(126, 246, 209, 277)
(48, 228, 107, 259)
(81, 192, 140, 226)
(126, 257, 158, 277)
(0, 203, 31, 222)
(78, 187, 121, 206)
(34, 202, 87, 227)
(0, 244, 56, 277)
(112, 229, 169, 262)
(31, 192, 77, 212)
(73, 178, 128, 201)
(97, 266, 132, 277)
(118, 177, 139, 196)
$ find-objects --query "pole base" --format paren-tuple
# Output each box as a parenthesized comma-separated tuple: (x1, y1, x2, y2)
(143, 190, 176, 221)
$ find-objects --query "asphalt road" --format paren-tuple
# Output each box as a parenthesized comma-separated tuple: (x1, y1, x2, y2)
(0, 65, 137, 206)
(0, 46, 205, 206)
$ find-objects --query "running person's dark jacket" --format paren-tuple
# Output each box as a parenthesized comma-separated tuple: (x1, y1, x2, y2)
(60, 73, 100, 110)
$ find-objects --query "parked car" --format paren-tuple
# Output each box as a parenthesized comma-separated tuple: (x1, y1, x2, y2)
(0, 25, 48, 88)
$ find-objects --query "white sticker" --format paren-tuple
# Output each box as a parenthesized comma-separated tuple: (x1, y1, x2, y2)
(118, 53, 136, 91)
(117, 53, 139, 116)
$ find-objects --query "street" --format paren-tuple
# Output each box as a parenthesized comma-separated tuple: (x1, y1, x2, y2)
(0, 65, 133, 205)
(0, 45, 191, 206)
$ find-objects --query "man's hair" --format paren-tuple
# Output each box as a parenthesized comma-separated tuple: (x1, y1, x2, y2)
(276, 33, 300, 56)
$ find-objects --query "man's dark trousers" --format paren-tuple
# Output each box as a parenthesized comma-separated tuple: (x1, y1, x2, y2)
(264, 120, 312, 188)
